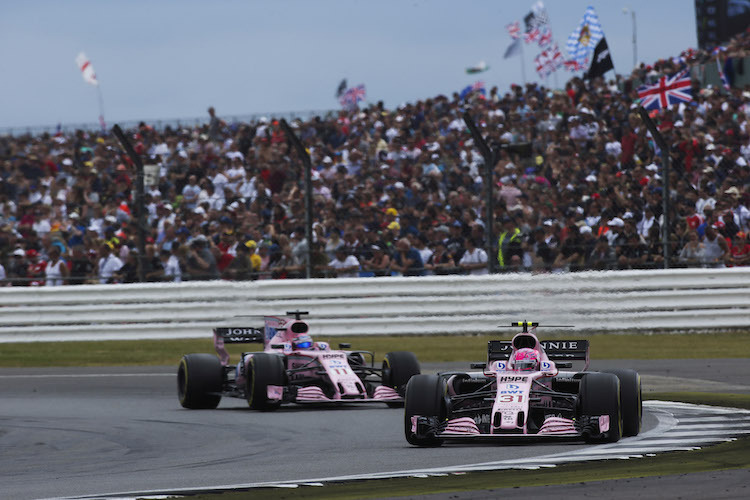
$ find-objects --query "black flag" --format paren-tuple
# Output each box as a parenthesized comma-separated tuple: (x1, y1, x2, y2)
(585, 37, 614, 80)
(335, 79, 347, 98)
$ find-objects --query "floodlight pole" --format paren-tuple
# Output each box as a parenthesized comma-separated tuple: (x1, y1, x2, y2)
(463, 111, 497, 274)
(279, 119, 313, 279)
(111, 124, 146, 282)
(637, 107, 670, 269)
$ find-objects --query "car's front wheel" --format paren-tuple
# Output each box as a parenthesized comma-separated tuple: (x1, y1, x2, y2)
(579, 372, 622, 443)
(404, 374, 446, 447)
(246, 353, 286, 411)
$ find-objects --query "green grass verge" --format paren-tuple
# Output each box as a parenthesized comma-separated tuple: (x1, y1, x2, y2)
(174, 393, 750, 500)
(1, 331, 749, 368)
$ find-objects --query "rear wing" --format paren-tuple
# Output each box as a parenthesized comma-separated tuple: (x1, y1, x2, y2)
(214, 327, 265, 343)
(213, 327, 264, 366)
(488, 340, 590, 370)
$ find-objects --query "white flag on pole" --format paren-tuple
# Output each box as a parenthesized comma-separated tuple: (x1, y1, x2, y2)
(75, 52, 99, 86)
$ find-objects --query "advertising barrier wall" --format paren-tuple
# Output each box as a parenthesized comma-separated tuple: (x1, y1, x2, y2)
(0, 268, 748, 342)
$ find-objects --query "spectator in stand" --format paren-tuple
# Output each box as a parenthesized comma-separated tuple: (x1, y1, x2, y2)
(618, 232, 649, 270)
(96, 242, 123, 284)
(327, 246, 360, 278)
(68, 245, 94, 284)
(728, 232, 750, 267)
(553, 222, 586, 272)
(412, 233, 433, 267)
(26, 249, 46, 286)
(223, 242, 254, 280)
(390, 237, 424, 276)
(7, 248, 28, 286)
(700, 225, 729, 268)
(497, 215, 522, 272)
(529, 226, 556, 271)
(361, 244, 391, 276)
(678, 230, 705, 267)
(587, 236, 616, 270)
(185, 235, 219, 280)
(458, 237, 488, 275)
(114, 251, 140, 283)
(44, 246, 68, 286)
(160, 243, 183, 282)
(181, 175, 201, 211)
(424, 240, 455, 275)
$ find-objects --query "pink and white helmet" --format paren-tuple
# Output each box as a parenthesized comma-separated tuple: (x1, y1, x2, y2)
(512, 348, 540, 372)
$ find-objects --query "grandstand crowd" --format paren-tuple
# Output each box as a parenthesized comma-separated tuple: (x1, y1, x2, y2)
(1, 31, 750, 285)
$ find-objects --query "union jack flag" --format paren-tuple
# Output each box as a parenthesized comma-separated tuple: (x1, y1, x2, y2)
(538, 27, 553, 48)
(506, 21, 521, 40)
(535, 45, 563, 78)
(339, 84, 366, 109)
(524, 28, 540, 44)
(637, 71, 693, 110)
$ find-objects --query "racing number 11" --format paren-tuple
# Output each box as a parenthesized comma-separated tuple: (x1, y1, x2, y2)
(499, 394, 524, 403)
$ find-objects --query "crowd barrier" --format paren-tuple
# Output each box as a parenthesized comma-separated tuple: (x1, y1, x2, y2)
(0, 267, 748, 342)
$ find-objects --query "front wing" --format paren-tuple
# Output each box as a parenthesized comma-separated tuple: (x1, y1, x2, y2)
(411, 414, 610, 441)
(268, 384, 402, 404)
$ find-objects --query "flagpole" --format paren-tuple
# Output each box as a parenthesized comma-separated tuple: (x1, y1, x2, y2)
(519, 40, 527, 85)
(96, 85, 106, 133)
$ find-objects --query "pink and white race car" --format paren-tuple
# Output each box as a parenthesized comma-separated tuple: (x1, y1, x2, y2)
(405, 321, 641, 446)
(178, 311, 420, 410)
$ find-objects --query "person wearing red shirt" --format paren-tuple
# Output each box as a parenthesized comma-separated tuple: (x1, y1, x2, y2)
(728, 232, 750, 267)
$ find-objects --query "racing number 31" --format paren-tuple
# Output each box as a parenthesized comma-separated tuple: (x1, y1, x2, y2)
(499, 394, 524, 403)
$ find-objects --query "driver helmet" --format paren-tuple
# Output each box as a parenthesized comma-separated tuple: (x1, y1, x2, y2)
(512, 348, 540, 371)
(292, 334, 313, 350)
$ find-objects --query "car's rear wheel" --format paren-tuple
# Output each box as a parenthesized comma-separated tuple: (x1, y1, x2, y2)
(177, 353, 223, 409)
(404, 374, 446, 446)
(579, 372, 622, 443)
(383, 351, 421, 407)
(246, 353, 286, 411)
(602, 369, 642, 436)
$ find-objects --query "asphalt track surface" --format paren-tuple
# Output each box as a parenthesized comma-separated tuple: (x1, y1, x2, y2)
(0, 359, 748, 500)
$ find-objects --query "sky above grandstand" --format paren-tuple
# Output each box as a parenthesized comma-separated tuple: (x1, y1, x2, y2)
(0, 0, 697, 130)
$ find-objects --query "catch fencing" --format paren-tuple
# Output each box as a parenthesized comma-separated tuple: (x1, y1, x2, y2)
(0, 267, 748, 342)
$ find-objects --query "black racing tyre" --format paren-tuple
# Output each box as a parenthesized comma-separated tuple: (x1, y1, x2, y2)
(177, 353, 223, 409)
(602, 369, 642, 437)
(247, 353, 286, 411)
(579, 372, 622, 443)
(383, 351, 421, 407)
(404, 374, 446, 447)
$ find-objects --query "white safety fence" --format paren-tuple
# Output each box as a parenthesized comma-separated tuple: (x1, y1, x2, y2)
(0, 268, 749, 342)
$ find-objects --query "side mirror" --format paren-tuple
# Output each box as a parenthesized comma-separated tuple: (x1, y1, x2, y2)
(338, 343, 351, 349)
(470, 362, 486, 369)
(555, 362, 572, 368)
